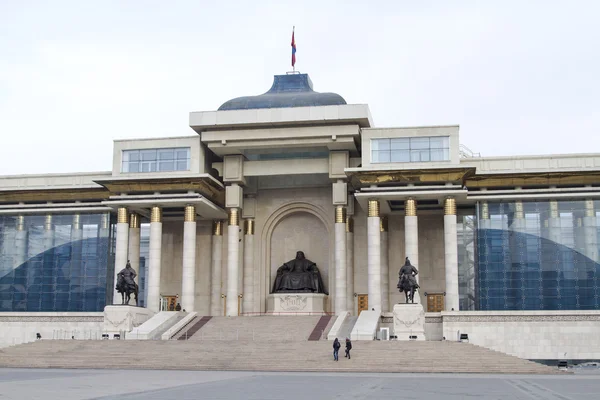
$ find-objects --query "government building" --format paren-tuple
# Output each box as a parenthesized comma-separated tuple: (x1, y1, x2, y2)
(1, 72, 599, 362)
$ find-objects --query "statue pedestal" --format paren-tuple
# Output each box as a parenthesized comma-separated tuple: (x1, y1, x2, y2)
(393, 303, 425, 341)
(103, 305, 154, 337)
(267, 293, 327, 315)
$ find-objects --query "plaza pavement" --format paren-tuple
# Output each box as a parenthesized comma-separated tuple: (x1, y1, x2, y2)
(0, 368, 599, 399)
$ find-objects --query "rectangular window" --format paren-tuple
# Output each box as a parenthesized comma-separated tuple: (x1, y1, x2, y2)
(371, 137, 450, 163)
(122, 148, 190, 173)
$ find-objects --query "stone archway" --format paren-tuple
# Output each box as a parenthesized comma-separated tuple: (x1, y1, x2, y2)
(260, 202, 333, 312)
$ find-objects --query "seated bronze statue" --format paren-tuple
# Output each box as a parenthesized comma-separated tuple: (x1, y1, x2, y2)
(272, 251, 328, 294)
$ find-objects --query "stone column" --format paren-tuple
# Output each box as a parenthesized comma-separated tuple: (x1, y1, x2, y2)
(346, 216, 355, 315)
(335, 206, 348, 314)
(548, 200, 562, 244)
(380, 216, 389, 312)
(444, 198, 459, 311)
(181, 205, 197, 312)
(404, 198, 420, 303)
(242, 219, 255, 315)
(146, 206, 163, 313)
(114, 207, 129, 304)
(14, 215, 27, 269)
(367, 199, 382, 313)
(210, 221, 224, 316)
(509, 201, 526, 308)
(226, 208, 240, 316)
(584, 200, 598, 264)
(128, 213, 141, 285)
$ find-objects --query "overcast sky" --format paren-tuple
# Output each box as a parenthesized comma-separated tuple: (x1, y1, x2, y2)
(1, 0, 599, 175)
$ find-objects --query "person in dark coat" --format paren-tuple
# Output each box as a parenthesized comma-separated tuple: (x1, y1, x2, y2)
(345, 338, 352, 359)
(333, 338, 341, 361)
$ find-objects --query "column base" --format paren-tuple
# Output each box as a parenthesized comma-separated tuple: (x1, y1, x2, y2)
(393, 303, 425, 341)
(266, 293, 328, 315)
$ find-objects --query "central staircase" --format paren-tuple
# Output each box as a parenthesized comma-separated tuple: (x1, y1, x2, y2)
(0, 316, 562, 374)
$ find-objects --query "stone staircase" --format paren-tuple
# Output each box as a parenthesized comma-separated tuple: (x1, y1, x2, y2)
(0, 339, 563, 374)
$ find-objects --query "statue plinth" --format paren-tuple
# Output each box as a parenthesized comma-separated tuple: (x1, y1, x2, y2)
(393, 303, 425, 341)
(267, 293, 327, 315)
(103, 305, 154, 336)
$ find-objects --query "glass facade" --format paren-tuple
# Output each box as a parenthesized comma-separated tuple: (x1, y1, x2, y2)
(122, 147, 191, 173)
(458, 214, 477, 311)
(371, 136, 450, 163)
(475, 200, 600, 310)
(0, 213, 113, 312)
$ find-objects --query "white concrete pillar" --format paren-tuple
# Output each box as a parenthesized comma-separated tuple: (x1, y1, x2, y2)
(226, 208, 240, 316)
(210, 221, 224, 316)
(444, 198, 459, 311)
(346, 216, 355, 315)
(114, 207, 129, 304)
(242, 219, 255, 315)
(146, 207, 163, 313)
(14, 215, 27, 269)
(181, 205, 197, 312)
(335, 206, 348, 314)
(380, 216, 389, 312)
(404, 198, 420, 304)
(70, 214, 83, 278)
(367, 200, 382, 313)
(548, 200, 562, 244)
(584, 200, 598, 263)
(128, 213, 141, 283)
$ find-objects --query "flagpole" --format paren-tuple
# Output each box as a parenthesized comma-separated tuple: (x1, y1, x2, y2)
(292, 26, 295, 72)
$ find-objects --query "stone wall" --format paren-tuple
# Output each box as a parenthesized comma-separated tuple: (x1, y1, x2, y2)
(0, 312, 104, 348)
(442, 311, 600, 360)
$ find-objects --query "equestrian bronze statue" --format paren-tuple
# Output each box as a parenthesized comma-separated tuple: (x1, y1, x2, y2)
(272, 251, 328, 294)
(116, 260, 139, 306)
(397, 257, 419, 304)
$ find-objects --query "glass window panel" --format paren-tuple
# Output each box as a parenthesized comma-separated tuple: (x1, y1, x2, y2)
(430, 149, 445, 161)
(176, 149, 189, 159)
(158, 161, 174, 172)
(410, 137, 430, 149)
(390, 138, 410, 150)
(390, 150, 410, 162)
(176, 160, 189, 171)
(372, 150, 390, 163)
(140, 150, 156, 161)
(429, 137, 446, 149)
(158, 149, 174, 160)
(128, 151, 140, 161)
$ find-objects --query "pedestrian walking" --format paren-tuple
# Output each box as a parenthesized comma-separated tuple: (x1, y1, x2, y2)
(333, 338, 341, 361)
(345, 338, 352, 359)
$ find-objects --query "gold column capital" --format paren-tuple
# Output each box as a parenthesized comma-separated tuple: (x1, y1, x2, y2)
(228, 208, 239, 226)
(405, 198, 417, 217)
(368, 200, 380, 217)
(345, 216, 354, 233)
(481, 201, 489, 220)
(16, 215, 25, 231)
(212, 220, 224, 236)
(44, 214, 53, 231)
(585, 199, 595, 218)
(380, 216, 388, 232)
(335, 206, 347, 224)
(444, 197, 457, 216)
(117, 207, 128, 224)
(72, 214, 81, 230)
(244, 219, 255, 235)
(514, 200, 524, 219)
(184, 205, 196, 223)
(129, 213, 140, 228)
(549, 200, 559, 219)
(150, 206, 162, 223)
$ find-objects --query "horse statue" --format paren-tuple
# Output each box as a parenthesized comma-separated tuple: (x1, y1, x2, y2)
(116, 261, 139, 306)
(397, 257, 419, 304)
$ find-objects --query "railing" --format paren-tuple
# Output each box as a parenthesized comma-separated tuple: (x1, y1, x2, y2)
(459, 144, 481, 158)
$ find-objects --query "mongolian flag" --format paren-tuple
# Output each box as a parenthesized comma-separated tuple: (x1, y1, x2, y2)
(291, 28, 297, 67)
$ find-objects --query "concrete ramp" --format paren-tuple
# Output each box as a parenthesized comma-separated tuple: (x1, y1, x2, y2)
(127, 312, 185, 340)
(350, 311, 380, 340)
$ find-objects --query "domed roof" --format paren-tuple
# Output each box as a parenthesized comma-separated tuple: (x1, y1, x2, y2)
(218, 73, 346, 111)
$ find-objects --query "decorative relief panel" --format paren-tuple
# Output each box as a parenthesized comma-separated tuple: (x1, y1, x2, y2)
(279, 295, 308, 311)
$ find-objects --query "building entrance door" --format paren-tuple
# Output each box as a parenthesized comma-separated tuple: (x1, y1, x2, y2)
(357, 294, 368, 314)
(160, 295, 178, 311)
(426, 293, 445, 312)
